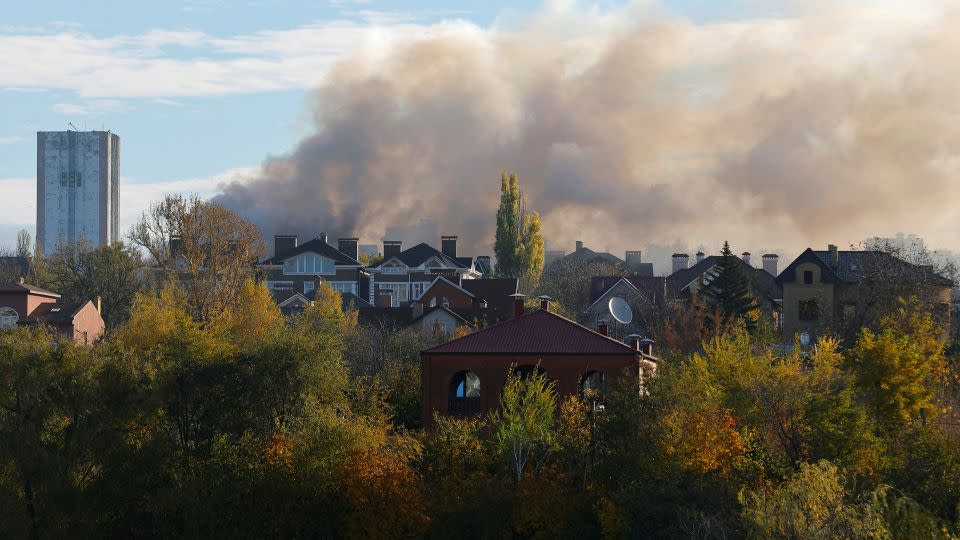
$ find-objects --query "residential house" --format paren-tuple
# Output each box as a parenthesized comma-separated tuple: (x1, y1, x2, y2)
(420, 296, 657, 429)
(0, 282, 105, 344)
(257, 234, 368, 304)
(366, 236, 480, 307)
(545, 240, 628, 269)
(667, 251, 783, 323)
(585, 275, 667, 339)
(777, 245, 953, 340)
(416, 275, 519, 325)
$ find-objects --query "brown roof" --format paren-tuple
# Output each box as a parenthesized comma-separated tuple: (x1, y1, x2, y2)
(0, 282, 61, 298)
(460, 278, 519, 319)
(22, 301, 86, 325)
(423, 308, 639, 356)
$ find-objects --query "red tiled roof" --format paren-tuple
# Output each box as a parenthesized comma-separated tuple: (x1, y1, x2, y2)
(423, 308, 638, 355)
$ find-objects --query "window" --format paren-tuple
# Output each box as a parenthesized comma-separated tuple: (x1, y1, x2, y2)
(803, 270, 814, 285)
(303, 281, 315, 294)
(381, 263, 407, 274)
(512, 364, 547, 380)
(377, 283, 408, 306)
(799, 299, 819, 322)
(59, 171, 81, 187)
(283, 253, 335, 275)
(0, 307, 18, 330)
(842, 303, 856, 320)
(449, 371, 481, 416)
(411, 282, 428, 299)
(330, 282, 358, 296)
(581, 371, 607, 402)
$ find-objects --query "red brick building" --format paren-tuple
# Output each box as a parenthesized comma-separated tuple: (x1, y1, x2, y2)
(0, 282, 105, 345)
(420, 298, 657, 429)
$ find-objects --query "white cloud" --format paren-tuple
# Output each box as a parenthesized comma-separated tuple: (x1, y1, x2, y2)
(51, 99, 127, 116)
(0, 14, 451, 99)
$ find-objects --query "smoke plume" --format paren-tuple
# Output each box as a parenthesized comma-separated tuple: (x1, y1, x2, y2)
(215, 2, 960, 261)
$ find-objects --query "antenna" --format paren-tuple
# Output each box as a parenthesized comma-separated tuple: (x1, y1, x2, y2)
(67, 122, 79, 131)
(608, 297, 633, 324)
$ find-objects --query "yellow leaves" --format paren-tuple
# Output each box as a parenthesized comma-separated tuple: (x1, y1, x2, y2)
(663, 406, 744, 477)
(115, 283, 192, 351)
(208, 278, 283, 349)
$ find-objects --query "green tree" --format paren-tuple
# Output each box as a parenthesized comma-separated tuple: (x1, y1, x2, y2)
(700, 241, 760, 326)
(494, 172, 544, 287)
(492, 367, 558, 484)
(46, 241, 144, 330)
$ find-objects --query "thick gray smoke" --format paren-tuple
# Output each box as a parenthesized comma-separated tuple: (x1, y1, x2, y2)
(215, 2, 960, 260)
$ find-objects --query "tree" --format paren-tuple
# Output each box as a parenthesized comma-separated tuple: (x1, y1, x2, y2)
(537, 257, 628, 321)
(494, 173, 520, 280)
(46, 241, 143, 330)
(494, 173, 544, 287)
(209, 278, 284, 350)
(16, 229, 31, 260)
(699, 241, 759, 326)
(128, 194, 265, 322)
(848, 299, 948, 433)
(492, 367, 558, 484)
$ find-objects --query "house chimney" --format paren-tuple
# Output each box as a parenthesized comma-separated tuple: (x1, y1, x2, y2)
(625, 250, 643, 273)
(274, 234, 298, 258)
(538, 295, 552, 312)
(696, 251, 705, 265)
(96, 296, 102, 314)
(510, 293, 526, 319)
(411, 301, 424, 320)
(318, 233, 328, 245)
(383, 240, 402, 259)
(441, 235, 458, 259)
(626, 333, 642, 351)
(741, 252, 752, 266)
(598, 321, 609, 336)
(828, 244, 839, 267)
(671, 253, 689, 274)
(576, 240, 584, 251)
(640, 337, 655, 357)
(338, 238, 359, 261)
(762, 254, 779, 276)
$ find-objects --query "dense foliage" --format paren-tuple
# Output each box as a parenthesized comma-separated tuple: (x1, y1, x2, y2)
(2, 277, 960, 538)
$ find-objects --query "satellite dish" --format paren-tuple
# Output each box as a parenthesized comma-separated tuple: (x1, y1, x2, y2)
(608, 297, 633, 324)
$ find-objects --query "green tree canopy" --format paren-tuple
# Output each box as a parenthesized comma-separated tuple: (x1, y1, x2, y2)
(494, 172, 544, 288)
(700, 241, 760, 327)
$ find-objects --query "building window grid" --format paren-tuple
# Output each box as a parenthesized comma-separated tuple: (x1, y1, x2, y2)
(330, 282, 358, 296)
(283, 253, 335, 275)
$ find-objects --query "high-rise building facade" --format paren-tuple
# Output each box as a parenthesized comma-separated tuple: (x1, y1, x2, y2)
(36, 131, 120, 255)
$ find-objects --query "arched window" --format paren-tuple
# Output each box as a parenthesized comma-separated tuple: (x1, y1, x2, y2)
(513, 364, 547, 381)
(449, 371, 481, 416)
(0, 307, 18, 330)
(580, 371, 607, 402)
(799, 299, 819, 322)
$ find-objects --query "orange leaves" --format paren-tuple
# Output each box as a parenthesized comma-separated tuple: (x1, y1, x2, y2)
(336, 446, 429, 539)
(664, 406, 744, 477)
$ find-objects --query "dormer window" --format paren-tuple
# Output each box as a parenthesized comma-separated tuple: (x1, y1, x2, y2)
(283, 253, 335, 275)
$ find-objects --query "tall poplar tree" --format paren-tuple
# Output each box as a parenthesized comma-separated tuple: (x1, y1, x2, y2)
(494, 172, 544, 286)
(495, 172, 520, 278)
(700, 241, 760, 325)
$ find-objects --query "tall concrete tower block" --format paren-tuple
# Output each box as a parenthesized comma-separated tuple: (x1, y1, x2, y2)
(37, 131, 120, 255)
